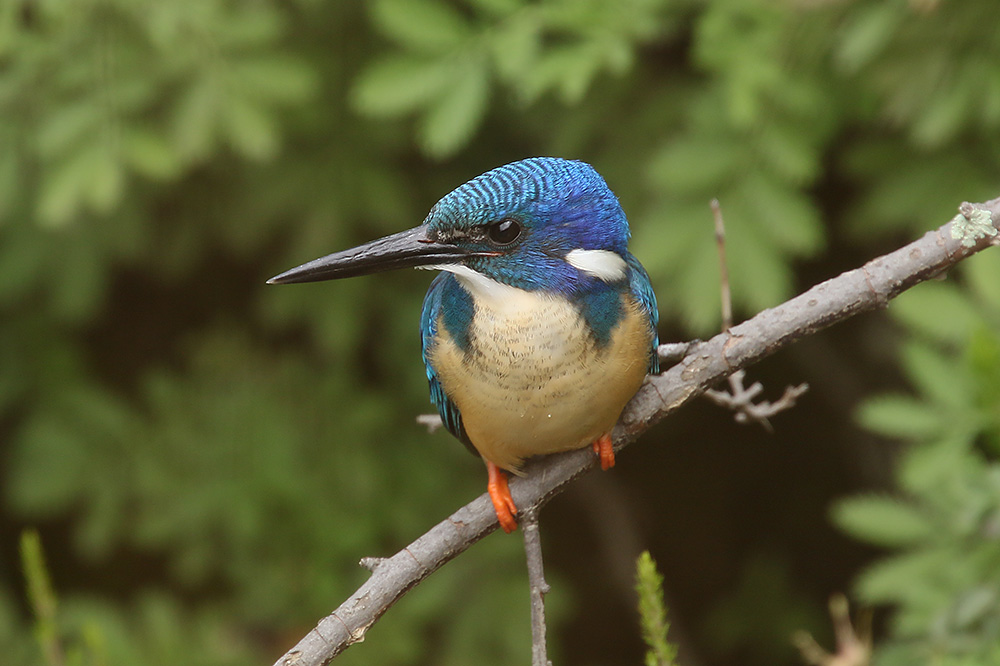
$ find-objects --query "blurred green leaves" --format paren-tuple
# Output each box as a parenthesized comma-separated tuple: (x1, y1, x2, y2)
(837, 252, 1000, 665)
(2, 0, 999, 665)
(3, 0, 315, 228)
(353, 0, 673, 157)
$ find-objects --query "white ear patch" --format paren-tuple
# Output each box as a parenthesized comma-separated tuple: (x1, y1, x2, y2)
(565, 249, 628, 282)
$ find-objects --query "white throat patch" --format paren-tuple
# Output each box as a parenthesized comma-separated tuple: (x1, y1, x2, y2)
(420, 263, 535, 309)
(565, 249, 628, 282)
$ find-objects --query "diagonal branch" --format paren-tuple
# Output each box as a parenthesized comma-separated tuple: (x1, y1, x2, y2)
(271, 198, 1000, 666)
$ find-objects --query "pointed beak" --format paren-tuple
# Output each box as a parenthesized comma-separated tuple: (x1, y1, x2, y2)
(267, 225, 474, 285)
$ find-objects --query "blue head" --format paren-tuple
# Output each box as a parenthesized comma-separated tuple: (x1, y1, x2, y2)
(422, 158, 630, 294)
(267, 158, 633, 296)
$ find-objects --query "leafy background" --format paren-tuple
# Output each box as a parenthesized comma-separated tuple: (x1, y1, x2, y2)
(1, 0, 998, 664)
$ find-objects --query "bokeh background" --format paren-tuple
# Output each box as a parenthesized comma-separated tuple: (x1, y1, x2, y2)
(2, 1, 999, 665)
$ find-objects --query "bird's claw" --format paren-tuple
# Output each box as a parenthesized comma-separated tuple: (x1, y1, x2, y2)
(486, 461, 518, 533)
(593, 433, 616, 470)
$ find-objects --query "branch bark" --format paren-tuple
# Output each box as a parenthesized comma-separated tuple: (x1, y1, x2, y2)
(271, 198, 1000, 666)
(522, 508, 552, 666)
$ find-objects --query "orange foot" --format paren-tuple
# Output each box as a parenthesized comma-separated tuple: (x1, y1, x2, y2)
(486, 460, 518, 533)
(592, 433, 616, 470)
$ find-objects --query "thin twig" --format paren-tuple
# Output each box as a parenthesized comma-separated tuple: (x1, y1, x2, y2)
(705, 199, 809, 428)
(522, 508, 552, 666)
(271, 197, 1000, 666)
(711, 198, 733, 331)
(704, 372, 811, 432)
(793, 594, 871, 666)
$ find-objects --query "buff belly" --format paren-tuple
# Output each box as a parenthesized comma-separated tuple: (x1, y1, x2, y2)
(428, 289, 652, 472)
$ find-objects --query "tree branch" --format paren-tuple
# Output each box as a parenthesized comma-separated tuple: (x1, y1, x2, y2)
(522, 508, 552, 666)
(271, 198, 1000, 666)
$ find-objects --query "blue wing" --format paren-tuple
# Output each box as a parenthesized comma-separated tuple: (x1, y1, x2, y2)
(420, 273, 477, 455)
(625, 252, 660, 375)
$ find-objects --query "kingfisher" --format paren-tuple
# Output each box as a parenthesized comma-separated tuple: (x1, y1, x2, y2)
(268, 158, 659, 533)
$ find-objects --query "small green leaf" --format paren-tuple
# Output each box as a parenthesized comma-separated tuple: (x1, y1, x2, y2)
(490, 15, 541, 85)
(964, 252, 1000, 308)
(952, 586, 998, 629)
(172, 74, 220, 161)
(833, 495, 935, 548)
(37, 144, 115, 227)
(897, 437, 967, 496)
(673, 232, 728, 332)
(856, 395, 945, 440)
(225, 97, 278, 161)
(835, 3, 900, 73)
(912, 81, 974, 148)
(646, 134, 742, 193)
(373, 0, 472, 53)
(123, 128, 182, 180)
(901, 340, 972, 409)
(855, 548, 950, 604)
(36, 102, 102, 159)
(418, 59, 489, 157)
(755, 122, 821, 184)
(523, 42, 612, 104)
(229, 56, 318, 104)
(724, 212, 794, 312)
(86, 151, 125, 214)
(891, 282, 984, 345)
(352, 56, 453, 117)
(736, 173, 823, 254)
(467, 0, 522, 15)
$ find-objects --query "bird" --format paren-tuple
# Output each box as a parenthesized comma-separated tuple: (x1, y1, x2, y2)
(268, 157, 659, 533)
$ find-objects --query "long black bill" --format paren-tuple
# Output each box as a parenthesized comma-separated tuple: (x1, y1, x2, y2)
(267, 225, 472, 285)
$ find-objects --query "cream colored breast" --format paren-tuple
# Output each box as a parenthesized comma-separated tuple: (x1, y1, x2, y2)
(428, 282, 652, 472)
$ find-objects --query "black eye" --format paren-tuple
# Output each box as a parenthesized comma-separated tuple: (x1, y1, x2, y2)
(486, 218, 522, 246)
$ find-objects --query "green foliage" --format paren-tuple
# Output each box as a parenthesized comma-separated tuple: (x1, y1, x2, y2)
(2, 0, 315, 228)
(837, 252, 1000, 665)
(635, 551, 678, 666)
(19, 530, 112, 666)
(353, 0, 675, 157)
(1, 0, 999, 664)
(834, 496, 934, 549)
(21, 531, 64, 666)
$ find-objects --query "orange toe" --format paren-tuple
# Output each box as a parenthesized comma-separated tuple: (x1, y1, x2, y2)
(592, 433, 616, 470)
(486, 460, 518, 533)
